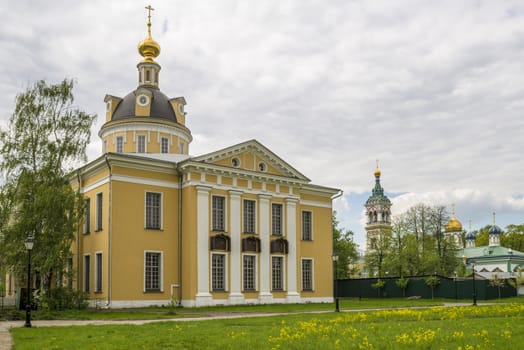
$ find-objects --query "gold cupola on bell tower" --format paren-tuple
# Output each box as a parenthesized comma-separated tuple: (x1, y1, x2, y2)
(137, 5, 161, 89)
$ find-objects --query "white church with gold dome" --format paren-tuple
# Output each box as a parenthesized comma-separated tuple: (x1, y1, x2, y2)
(445, 210, 524, 280)
(68, 8, 339, 307)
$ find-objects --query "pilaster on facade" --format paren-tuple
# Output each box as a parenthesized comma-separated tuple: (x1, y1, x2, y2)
(258, 193, 272, 302)
(229, 189, 244, 304)
(285, 197, 299, 298)
(196, 185, 212, 302)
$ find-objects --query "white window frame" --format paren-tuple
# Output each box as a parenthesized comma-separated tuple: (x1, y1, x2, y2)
(145, 191, 163, 230)
(243, 199, 256, 234)
(83, 197, 90, 234)
(271, 255, 286, 291)
(161, 137, 169, 154)
(95, 193, 103, 231)
(301, 258, 314, 291)
(271, 203, 283, 236)
(302, 210, 313, 241)
(95, 252, 103, 293)
(179, 142, 185, 154)
(212, 195, 226, 232)
(144, 251, 163, 292)
(211, 253, 228, 292)
(83, 254, 91, 293)
(116, 136, 124, 153)
(242, 254, 257, 292)
(137, 134, 146, 153)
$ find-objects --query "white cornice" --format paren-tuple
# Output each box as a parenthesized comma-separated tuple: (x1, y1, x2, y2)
(99, 121, 192, 143)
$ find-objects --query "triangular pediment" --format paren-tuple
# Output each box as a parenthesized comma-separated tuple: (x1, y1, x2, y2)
(190, 139, 310, 181)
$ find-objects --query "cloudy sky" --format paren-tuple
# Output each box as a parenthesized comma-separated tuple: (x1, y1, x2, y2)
(1, 0, 523, 249)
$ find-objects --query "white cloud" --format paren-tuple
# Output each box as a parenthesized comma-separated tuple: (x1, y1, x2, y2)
(1, 0, 523, 247)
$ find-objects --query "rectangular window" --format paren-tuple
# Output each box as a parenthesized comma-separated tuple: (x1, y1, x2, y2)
(95, 253, 102, 292)
(84, 255, 91, 293)
(243, 255, 256, 291)
(212, 254, 226, 291)
(96, 193, 103, 231)
(145, 252, 162, 292)
(145, 192, 162, 229)
(212, 196, 225, 231)
(243, 199, 256, 233)
(161, 137, 169, 154)
(116, 136, 123, 153)
(137, 135, 146, 153)
(179, 142, 185, 154)
(302, 211, 312, 240)
(272, 203, 283, 236)
(83, 198, 90, 234)
(302, 259, 313, 291)
(272, 256, 284, 291)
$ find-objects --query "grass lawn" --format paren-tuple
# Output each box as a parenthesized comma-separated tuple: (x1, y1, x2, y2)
(10, 302, 524, 349)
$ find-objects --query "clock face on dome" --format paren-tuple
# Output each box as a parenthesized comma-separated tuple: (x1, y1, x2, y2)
(137, 94, 150, 106)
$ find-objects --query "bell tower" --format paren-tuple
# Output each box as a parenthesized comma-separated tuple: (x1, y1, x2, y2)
(365, 160, 392, 252)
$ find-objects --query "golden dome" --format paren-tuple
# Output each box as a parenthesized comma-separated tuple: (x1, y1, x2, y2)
(445, 216, 463, 232)
(374, 159, 381, 177)
(138, 37, 161, 62)
(138, 5, 161, 62)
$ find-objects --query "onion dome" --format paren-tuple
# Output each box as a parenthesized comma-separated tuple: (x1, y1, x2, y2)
(445, 204, 462, 232)
(489, 212, 502, 235)
(365, 161, 391, 207)
(465, 231, 476, 240)
(138, 5, 161, 62)
(489, 225, 502, 235)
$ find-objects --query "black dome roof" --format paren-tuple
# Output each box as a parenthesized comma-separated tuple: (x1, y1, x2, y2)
(112, 88, 177, 123)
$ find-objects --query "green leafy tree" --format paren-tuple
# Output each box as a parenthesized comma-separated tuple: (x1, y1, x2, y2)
(371, 279, 385, 297)
(332, 212, 359, 278)
(425, 275, 441, 299)
(365, 229, 392, 277)
(502, 224, 524, 252)
(395, 277, 410, 297)
(0, 79, 96, 295)
(489, 274, 506, 299)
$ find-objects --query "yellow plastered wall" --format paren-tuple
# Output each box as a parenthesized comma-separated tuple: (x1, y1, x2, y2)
(298, 200, 333, 298)
(109, 179, 180, 300)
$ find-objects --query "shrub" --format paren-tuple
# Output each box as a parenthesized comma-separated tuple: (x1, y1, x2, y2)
(35, 288, 89, 310)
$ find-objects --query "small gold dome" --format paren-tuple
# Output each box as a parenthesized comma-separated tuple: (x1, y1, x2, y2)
(445, 216, 463, 232)
(374, 159, 381, 177)
(138, 5, 160, 62)
(138, 36, 161, 62)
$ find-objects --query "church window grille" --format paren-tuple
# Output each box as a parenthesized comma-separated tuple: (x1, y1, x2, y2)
(146, 192, 162, 229)
(243, 255, 256, 291)
(272, 256, 284, 291)
(243, 199, 256, 233)
(96, 193, 103, 231)
(145, 252, 162, 292)
(302, 211, 312, 240)
(302, 259, 313, 291)
(212, 254, 226, 291)
(161, 137, 169, 153)
(116, 136, 123, 153)
(137, 135, 146, 153)
(272, 203, 283, 236)
(212, 196, 225, 231)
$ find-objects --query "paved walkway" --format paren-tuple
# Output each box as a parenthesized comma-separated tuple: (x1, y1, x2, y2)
(0, 303, 475, 349)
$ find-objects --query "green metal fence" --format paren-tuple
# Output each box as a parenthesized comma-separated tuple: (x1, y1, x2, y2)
(337, 275, 517, 300)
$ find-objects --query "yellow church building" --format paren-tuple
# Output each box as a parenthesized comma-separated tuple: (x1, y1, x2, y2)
(71, 10, 339, 307)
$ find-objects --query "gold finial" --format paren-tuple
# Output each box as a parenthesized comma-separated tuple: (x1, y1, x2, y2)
(138, 5, 161, 62)
(146, 5, 154, 38)
(374, 159, 381, 177)
(451, 203, 456, 217)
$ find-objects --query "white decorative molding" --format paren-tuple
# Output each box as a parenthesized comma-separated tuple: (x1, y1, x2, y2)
(258, 194, 271, 301)
(196, 186, 212, 302)
(228, 190, 243, 303)
(285, 198, 299, 298)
